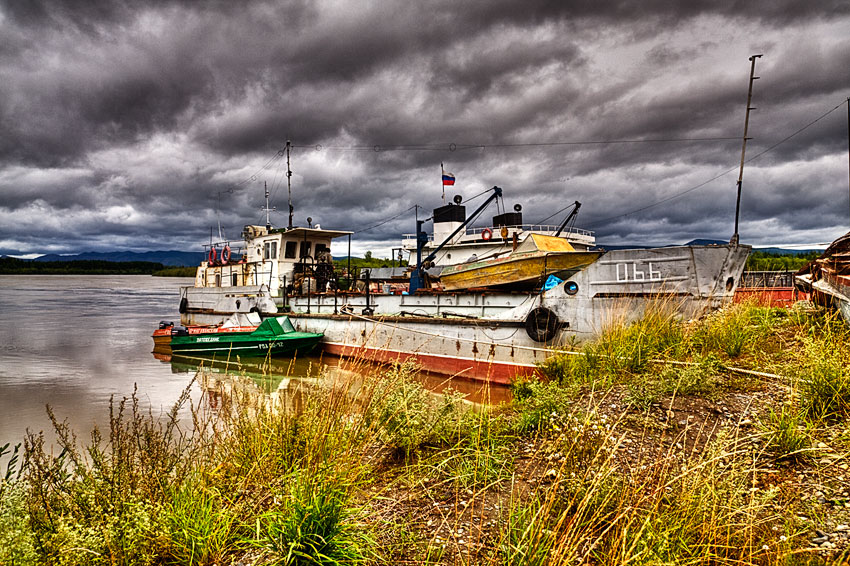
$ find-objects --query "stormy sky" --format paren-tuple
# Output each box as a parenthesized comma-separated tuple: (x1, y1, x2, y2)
(1, 0, 848, 258)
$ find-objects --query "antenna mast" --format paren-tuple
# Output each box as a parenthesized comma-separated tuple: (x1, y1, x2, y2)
(732, 54, 762, 245)
(262, 181, 276, 230)
(286, 140, 294, 229)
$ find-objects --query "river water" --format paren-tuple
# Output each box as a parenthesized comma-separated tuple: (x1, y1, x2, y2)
(0, 275, 201, 451)
(0, 275, 506, 455)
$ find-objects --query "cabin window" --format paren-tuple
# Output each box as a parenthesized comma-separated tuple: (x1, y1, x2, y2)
(215, 274, 221, 287)
(232, 273, 238, 286)
(299, 241, 312, 258)
(284, 241, 297, 259)
(264, 241, 278, 260)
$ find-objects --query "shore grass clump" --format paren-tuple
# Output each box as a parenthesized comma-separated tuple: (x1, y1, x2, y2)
(540, 304, 685, 387)
(690, 303, 752, 358)
(510, 380, 577, 435)
(364, 361, 472, 458)
(797, 336, 850, 423)
(163, 478, 242, 565)
(760, 405, 811, 462)
(512, 429, 787, 565)
(423, 409, 513, 490)
(498, 495, 556, 566)
(255, 471, 373, 566)
(626, 353, 724, 408)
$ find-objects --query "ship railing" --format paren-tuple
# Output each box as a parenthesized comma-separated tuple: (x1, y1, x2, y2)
(739, 270, 796, 288)
(401, 224, 595, 246)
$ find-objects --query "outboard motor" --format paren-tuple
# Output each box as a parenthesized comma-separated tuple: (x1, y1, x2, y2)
(170, 326, 189, 336)
(158, 320, 174, 330)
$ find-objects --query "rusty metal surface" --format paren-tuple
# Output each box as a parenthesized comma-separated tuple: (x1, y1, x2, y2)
(795, 232, 850, 312)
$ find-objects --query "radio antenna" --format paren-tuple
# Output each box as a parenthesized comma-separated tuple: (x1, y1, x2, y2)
(286, 140, 294, 229)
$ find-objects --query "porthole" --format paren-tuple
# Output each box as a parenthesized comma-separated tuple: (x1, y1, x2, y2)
(564, 281, 579, 296)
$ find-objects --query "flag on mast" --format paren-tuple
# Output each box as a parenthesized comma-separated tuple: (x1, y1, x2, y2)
(441, 163, 455, 201)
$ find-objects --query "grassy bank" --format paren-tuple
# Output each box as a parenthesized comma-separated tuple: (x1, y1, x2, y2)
(2, 301, 850, 565)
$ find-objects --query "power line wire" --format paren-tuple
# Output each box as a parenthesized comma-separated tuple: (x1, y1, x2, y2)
(354, 205, 418, 234)
(291, 137, 739, 154)
(585, 98, 848, 227)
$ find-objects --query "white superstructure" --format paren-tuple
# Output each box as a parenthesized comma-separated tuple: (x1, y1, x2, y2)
(402, 201, 595, 266)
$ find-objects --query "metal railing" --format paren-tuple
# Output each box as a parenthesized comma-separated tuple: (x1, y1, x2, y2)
(739, 271, 796, 288)
(402, 224, 595, 245)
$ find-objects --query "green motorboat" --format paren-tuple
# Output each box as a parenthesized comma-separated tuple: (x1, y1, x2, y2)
(170, 316, 322, 357)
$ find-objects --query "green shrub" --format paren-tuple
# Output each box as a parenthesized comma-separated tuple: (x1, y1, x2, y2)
(0, 481, 38, 565)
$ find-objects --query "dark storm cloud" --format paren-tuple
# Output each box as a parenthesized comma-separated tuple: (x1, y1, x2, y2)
(0, 0, 848, 256)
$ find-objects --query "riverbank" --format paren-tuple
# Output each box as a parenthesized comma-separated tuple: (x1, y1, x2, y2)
(2, 301, 849, 565)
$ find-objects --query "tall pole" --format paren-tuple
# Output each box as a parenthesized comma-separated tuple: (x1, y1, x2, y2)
(732, 54, 762, 245)
(286, 140, 294, 229)
(263, 182, 271, 229)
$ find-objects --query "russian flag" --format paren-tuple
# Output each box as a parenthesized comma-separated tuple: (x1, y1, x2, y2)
(442, 171, 455, 186)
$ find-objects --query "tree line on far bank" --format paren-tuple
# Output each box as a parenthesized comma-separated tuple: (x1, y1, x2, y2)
(0, 257, 196, 277)
(744, 251, 820, 272)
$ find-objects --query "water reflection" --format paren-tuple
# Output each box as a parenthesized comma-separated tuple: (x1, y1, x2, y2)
(152, 349, 512, 409)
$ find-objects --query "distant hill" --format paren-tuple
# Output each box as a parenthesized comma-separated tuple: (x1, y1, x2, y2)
(31, 251, 203, 267)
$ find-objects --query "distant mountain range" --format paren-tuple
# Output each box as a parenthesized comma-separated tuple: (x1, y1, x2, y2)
(29, 250, 204, 266)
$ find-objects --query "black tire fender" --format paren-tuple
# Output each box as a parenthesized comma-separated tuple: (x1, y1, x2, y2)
(525, 307, 561, 342)
(178, 297, 188, 314)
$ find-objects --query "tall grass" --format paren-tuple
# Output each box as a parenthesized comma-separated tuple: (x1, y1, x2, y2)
(9, 299, 850, 565)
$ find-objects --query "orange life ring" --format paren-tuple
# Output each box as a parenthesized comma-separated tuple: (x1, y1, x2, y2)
(481, 228, 493, 241)
(208, 248, 217, 265)
(221, 245, 231, 264)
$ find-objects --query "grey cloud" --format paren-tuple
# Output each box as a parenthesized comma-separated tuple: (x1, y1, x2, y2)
(0, 0, 848, 255)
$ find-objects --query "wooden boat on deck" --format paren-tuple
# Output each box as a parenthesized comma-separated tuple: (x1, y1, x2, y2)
(438, 233, 602, 291)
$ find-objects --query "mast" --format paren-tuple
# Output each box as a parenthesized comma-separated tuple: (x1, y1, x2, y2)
(262, 181, 275, 230)
(286, 140, 294, 229)
(731, 54, 762, 245)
